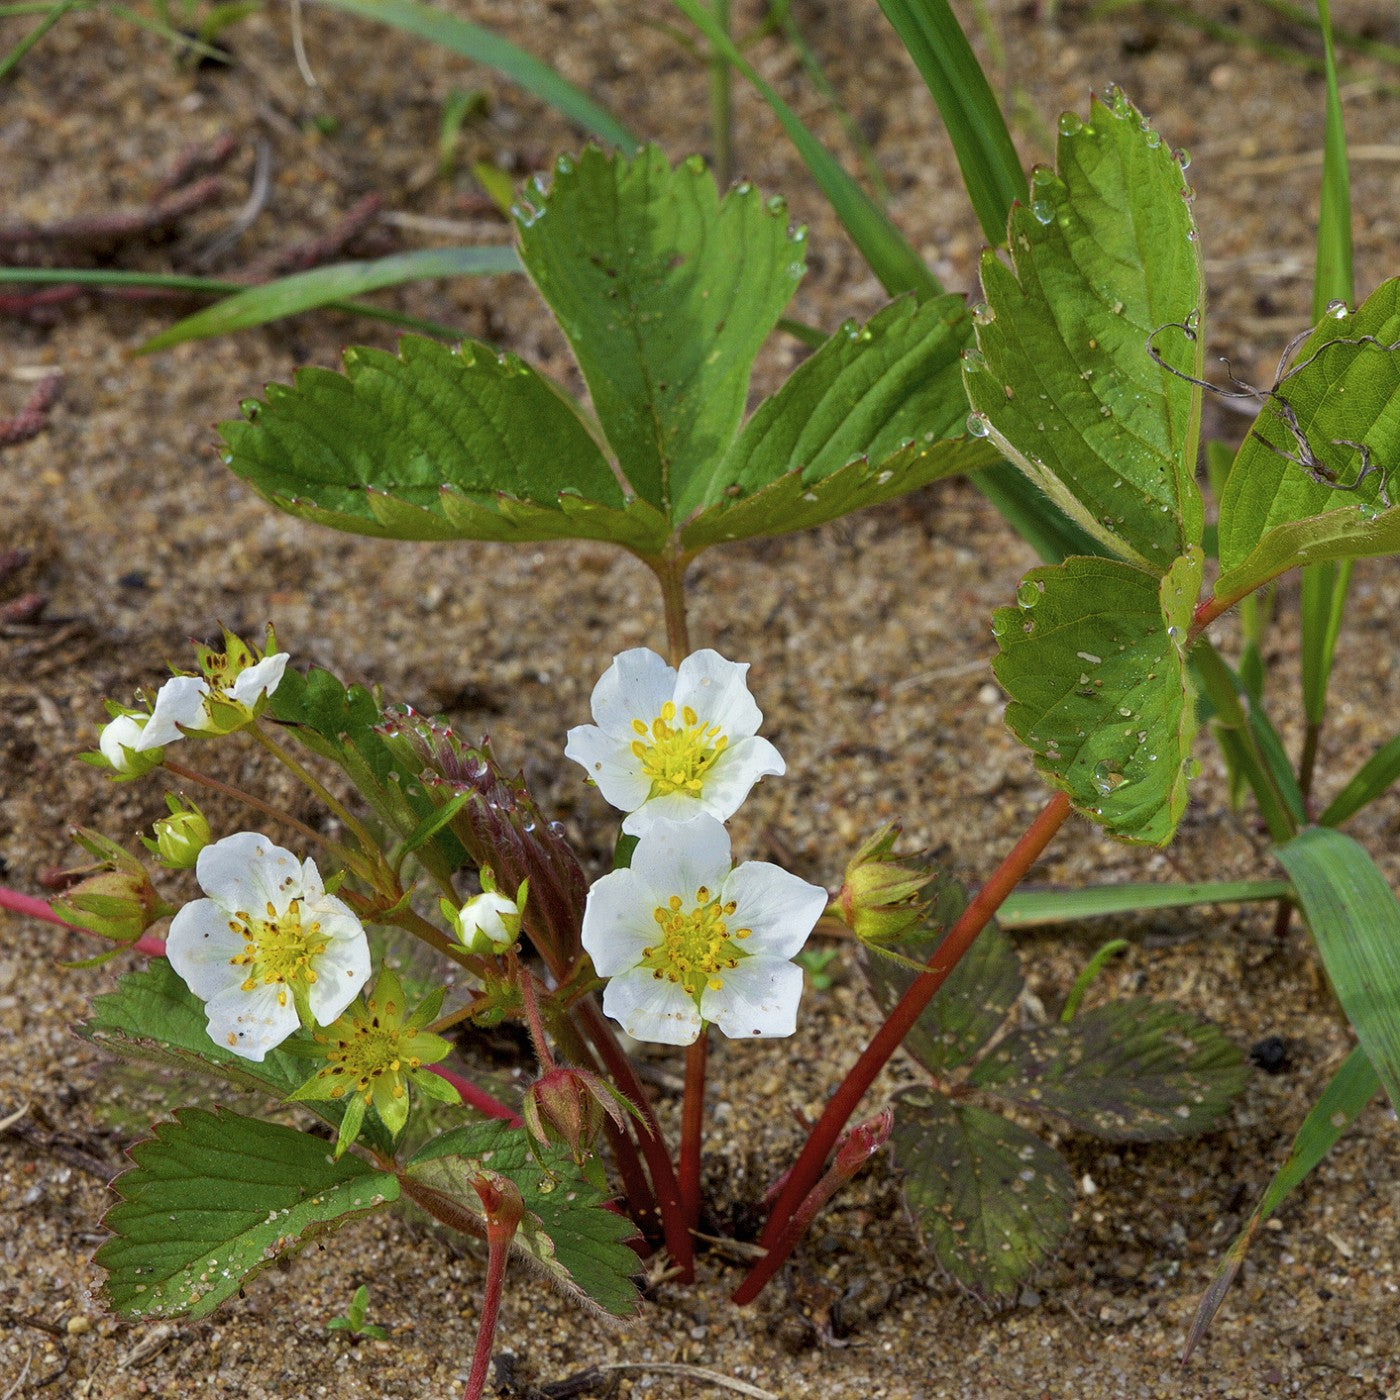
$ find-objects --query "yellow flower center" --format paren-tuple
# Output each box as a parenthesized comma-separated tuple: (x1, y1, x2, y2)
(629, 701, 727, 798)
(227, 898, 327, 1008)
(643, 886, 751, 1000)
(313, 1001, 420, 1104)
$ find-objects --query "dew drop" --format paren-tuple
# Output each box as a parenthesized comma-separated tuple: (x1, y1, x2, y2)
(1327, 299, 1349, 319)
(1174, 148, 1191, 170)
(1018, 578, 1044, 608)
(1092, 762, 1128, 794)
(966, 412, 991, 438)
(972, 301, 995, 326)
(766, 194, 787, 214)
(1117, 706, 1132, 718)
(1031, 165, 1056, 189)
(685, 153, 706, 173)
(963, 348, 987, 371)
(1182, 756, 1202, 779)
(1144, 129, 1162, 150)
(1058, 112, 1083, 137)
(1030, 200, 1054, 225)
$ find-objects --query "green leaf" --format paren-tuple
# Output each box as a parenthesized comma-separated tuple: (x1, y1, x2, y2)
(220, 335, 656, 546)
(992, 550, 1201, 845)
(1275, 827, 1400, 1113)
(140, 248, 519, 353)
(1184, 1045, 1377, 1360)
(969, 997, 1246, 1140)
(1318, 731, 1400, 827)
(514, 145, 803, 517)
(998, 878, 1292, 928)
(890, 1089, 1075, 1297)
(874, 0, 1025, 245)
(80, 959, 395, 1152)
(677, 294, 991, 517)
(313, 0, 637, 152)
(670, 0, 939, 302)
(98, 1108, 399, 1320)
(406, 1124, 640, 1317)
(965, 89, 1204, 572)
(1215, 279, 1400, 601)
(865, 900, 1022, 1076)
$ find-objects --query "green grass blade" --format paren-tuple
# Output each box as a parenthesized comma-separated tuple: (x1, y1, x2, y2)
(998, 879, 1292, 929)
(1184, 1044, 1377, 1360)
(671, 0, 939, 300)
(875, 0, 1026, 244)
(1317, 731, 1400, 828)
(313, 0, 637, 153)
(0, 0, 76, 80)
(1277, 827, 1400, 1111)
(138, 247, 519, 352)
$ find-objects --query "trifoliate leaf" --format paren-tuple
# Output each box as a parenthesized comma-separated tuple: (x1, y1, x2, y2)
(992, 549, 1201, 844)
(891, 1089, 1074, 1298)
(965, 89, 1204, 572)
(406, 1123, 640, 1318)
(863, 883, 1022, 1076)
(1214, 278, 1400, 603)
(98, 1108, 399, 1320)
(968, 997, 1245, 1139)
(515, 145, 804, 517)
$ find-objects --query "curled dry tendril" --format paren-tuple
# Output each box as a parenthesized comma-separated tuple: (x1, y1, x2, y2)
(1146, 310, 1400, 509)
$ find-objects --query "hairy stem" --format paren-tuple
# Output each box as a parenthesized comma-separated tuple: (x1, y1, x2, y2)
(160, 757, 331, 854)
(733, 790, 1072, 1304)
(679, 1028, 708, 1234)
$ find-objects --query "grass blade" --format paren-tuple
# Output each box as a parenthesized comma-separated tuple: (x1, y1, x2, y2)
(1317, 731, 1400, 828)
(670, 0, 939, 300)
(1297, 0, 1356, 797)
(1277, 827, 1400, 1112)
(875, 0, 1026, 244)
(138, 247, 519, 352)
(1184, 1045, 1377, 1360)
(312, 0, 637, 153)
(998, 879, 1292, 929)
(0, 0, 76, 81)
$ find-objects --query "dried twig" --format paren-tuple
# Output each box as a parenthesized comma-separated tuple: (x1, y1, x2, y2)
(0, 176, 223, 253)
(243, 191, 384, 279)
(0, 373, 62, 448)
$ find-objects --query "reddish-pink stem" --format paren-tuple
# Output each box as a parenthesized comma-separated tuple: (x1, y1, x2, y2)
(427, 1065, 522, 1128)
(463, 1176, 521, 1400)
(733, 790, 1072, 1305)
(678, 1029, 708, 1235)
(0, 885, 165, 957)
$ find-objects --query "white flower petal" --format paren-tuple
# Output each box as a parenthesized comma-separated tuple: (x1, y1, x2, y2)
(702, 957, 804, 1039)
(673, 649, 763, 740)
(227, 652, 289, 706)
(629, 815, 733, 907)
(165, 898, 249, 1001)
(620, 789, 703, 836)
(564, 725, 652, 812)
(693, 737, 785, 824)
(202, 982, 300, 1061)
(139, 675, 211, 749)
(581, 869, 661, 976)
(195, 832, 302, 915)
(589, 648, 677, 738)
(99, 714, 149, 770)
(306, 924, 370, 1024)
(602, 966, 703, 1045)
(723, 860, 828, 960)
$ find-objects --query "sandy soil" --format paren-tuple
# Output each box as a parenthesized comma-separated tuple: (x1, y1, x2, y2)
(3, 1, 1400, 1396)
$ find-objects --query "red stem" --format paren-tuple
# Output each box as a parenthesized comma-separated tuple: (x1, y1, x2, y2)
(573, 995, 695, 1278)
(0, 886, 165, 956)
(426, 1065, 523, 1128)
(679, 1028, 708, 1234)
(732, 790, 1072, 1305)
(463, 1235, 507, 1400)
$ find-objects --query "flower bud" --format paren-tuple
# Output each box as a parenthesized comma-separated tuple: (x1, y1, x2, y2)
(97, 713, 163, 779)
(832, 824, 938, 948)
(443, 878, 526, 955)
(145, 795, 211, 870)
(52, 830, 171, 944)
(521, 1065, 631, 1166)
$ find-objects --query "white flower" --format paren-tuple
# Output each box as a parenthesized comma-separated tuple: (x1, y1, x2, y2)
(565, 648, 785, 836)
(455, 889, 521, 953)
(139, 652, 288, 750)
(581, 815, 826, 1046)
(166, 832, 370, 1061)
(99, 714, 153, 771)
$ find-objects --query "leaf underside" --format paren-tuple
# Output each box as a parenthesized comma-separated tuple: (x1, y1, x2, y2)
(891, 1088, 1075, 1297)
(969, 996, 1246, 1140)
(407, 1124, 641, 1318)
(992, 550, 1202, 844)
(1215, 278, 1400, 601)
(965, 89, 1204, 573)
(98, 1108, 399, 1320)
